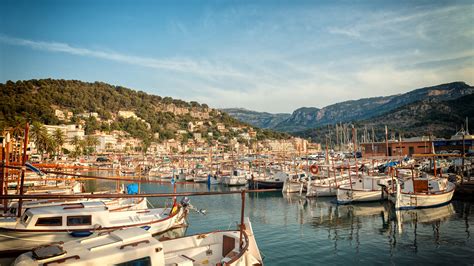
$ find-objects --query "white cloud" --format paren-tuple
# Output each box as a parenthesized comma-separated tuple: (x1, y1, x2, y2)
(0, 34, 244, 78)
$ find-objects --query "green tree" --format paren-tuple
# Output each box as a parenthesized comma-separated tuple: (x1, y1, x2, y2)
(30, 122, 55, 155)
(52, 129, 65, 156)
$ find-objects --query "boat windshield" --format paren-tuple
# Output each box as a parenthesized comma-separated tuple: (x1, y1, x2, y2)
(21, 213, 30, 225)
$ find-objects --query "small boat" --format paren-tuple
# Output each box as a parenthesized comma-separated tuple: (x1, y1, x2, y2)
(222, 169, 249, 187)
(337, 174, 391, 204)
(12, 217, 263, 266)
(0, 200, 188, 252)
(390, 175, 455, 209)
(306, 175, 350, 197)
(248, 172, 285, 190)
(282, 172, 308, 194)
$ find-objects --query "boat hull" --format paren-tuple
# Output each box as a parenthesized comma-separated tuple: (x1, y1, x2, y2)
(248, 180, 283, 190)
(337, 187, 386, 204)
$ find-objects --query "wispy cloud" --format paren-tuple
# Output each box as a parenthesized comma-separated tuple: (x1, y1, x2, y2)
(0, 34, 244, 78)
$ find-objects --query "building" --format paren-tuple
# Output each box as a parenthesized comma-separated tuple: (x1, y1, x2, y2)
(94, 134, 118, 153)
(361, 136, 432, 157)
(117, 111, 138, 119)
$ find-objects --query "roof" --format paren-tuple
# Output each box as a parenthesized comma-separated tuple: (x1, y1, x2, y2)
(26, 201, 107, 216)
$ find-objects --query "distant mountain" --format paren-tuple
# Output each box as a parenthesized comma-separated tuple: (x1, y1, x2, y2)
(293, 93, 474, 143)
(272, 82, 473, 132)
(221, 108, 291, 129)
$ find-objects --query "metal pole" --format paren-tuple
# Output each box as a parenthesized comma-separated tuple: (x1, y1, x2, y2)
(17, 123, 29, 217)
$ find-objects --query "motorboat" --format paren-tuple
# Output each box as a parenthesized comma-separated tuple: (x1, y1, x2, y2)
(12, 217, 263, 266)
(0, 200, 188, 251)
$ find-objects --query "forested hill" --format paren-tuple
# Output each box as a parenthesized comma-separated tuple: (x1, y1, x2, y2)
(0, 79, 287, 141)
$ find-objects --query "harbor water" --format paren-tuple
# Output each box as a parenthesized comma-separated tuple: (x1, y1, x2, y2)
(87, 178, 473, 265)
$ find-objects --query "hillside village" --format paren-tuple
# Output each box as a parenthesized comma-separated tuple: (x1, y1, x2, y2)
(39, 107, 312, 158)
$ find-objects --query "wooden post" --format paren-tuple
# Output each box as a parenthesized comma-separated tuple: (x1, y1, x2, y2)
(17, 123, 29, 218)
(385, 125, 389, 157)
(3, 135, 10, 213)
(461, 134, 465, 184)
(239, 190, 246, 250)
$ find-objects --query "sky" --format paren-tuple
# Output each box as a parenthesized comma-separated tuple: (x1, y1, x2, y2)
(0, 0, 473, 113)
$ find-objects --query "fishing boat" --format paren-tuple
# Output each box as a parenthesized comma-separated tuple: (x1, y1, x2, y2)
(306, 175, 350, 197)
(248, 171, 285, 190)
(0, 200, 188, 251)
(390, 174, 455, 209)
(12, 217, 263, 266)
(222, 169, 249, 187)
(282, 172, 308, 193)
(336, 174, 391, 204)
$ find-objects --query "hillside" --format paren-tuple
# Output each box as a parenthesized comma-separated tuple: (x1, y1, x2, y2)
(0, 79, 288, 141)
(225, 82, 473, 132)
(221, 108, 290, 129)
(294, 93, 474, 144)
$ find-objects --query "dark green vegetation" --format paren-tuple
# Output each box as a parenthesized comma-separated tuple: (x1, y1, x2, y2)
(294, 93, 474, 144)
(0, 79, 288, 142)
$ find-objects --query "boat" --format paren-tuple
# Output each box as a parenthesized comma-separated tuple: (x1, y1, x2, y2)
(248, 171, 285, 190)
(0, 200, 188, 251)
(390, 174, 455, 209)
(12, 217, 263, 266)
(222, 169, 249, 187)
(306, 175, 350, 197)
(282, 172, 308, 193)
(336, 174, 391, 204)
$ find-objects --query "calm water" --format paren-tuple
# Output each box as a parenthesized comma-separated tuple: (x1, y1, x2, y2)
(88, 178, 474, 265)
(1, 177, 471, 265)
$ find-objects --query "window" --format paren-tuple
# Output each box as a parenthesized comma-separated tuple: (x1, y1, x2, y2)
(67, 215, 92, 226)
(115, 257, 151, 266)
(35, 216, 62, 226)
(22, 214, 30, 224)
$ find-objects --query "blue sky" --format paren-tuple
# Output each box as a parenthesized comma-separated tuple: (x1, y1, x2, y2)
(1, 0, 473, 113)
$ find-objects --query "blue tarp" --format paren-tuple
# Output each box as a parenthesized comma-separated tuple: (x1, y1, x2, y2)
(127, 184, 139, 195)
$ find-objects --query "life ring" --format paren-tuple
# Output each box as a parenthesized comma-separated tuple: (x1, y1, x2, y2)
(310, 164, 319, 175)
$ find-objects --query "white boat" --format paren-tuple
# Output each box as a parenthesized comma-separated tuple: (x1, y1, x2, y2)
(337, 174, 391, 204)
(0, 200, 188, 251)
(13, 217, 263, 266)
(282, 172, 308, 193)
(390, 175, 455, 209)
(306, 175, 350, 197)
(4, 196, 147, 217)
(222, 169, 249, 187)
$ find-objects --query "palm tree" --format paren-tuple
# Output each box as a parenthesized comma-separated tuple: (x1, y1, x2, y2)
(84, 135, 99, 155)
(71, 136, 82, 158)
(30, 122, 54, 156)
(52, 129, 65, 156)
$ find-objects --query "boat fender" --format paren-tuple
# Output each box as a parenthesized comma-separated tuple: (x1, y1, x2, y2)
(310, 164, 319, 175)
(69, 231, 93, 237)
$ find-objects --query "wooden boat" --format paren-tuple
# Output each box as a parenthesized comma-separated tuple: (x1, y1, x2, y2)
(222, 169, 249, 187)
(389, 175, 455, 209)
(0, 201, 188, 251)
(282, 172, 308, 193)
(12, 217, 263, 266)
(248, 172, 285, 190)
(306, 175, 350, 197)
(337, 174, 391, 204)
